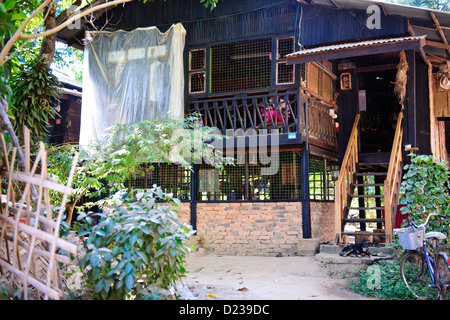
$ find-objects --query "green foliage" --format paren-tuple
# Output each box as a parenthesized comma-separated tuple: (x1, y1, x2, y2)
(200, 0, 220, 11)
(77, 186, 194, 300)
(10, 56, 61, 140)
(53, 42, 84, 82)
(0, 0, 27, 104)
(46, 143, 102, 213)
(88, 114, 231, 188)
(350, 260, 426, 300)
(399, 154, 450, 246)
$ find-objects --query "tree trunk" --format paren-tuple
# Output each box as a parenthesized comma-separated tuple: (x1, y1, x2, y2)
(39, 2, 57, 68)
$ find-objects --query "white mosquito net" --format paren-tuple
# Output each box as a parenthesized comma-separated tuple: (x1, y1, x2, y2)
(79, 23, 186, 147)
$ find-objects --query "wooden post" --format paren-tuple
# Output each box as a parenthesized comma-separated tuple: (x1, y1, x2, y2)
(190, 164, 198, 233)
(301, 91, 311, 238)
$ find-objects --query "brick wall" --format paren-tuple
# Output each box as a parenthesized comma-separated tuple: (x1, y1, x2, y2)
(173, 201, 335, 256)
(175, 202, 191, 226)
(310, 201, 335, 243)
(194, 202, 302, 256)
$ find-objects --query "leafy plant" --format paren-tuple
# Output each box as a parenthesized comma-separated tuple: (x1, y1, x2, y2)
(350, 260, 425, 300)
(46, 143, 103, 224)
(0, 0, 27, 104)
(399, 154, 450, 246)
(77, 186, 194, 300)
(88, 114, 232, 188)
(10, 56, 61, 140)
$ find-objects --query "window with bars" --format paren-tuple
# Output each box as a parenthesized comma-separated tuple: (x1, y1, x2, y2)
(276, 37, 295, 85)
(210, 38, 272, 93)
(198, 151, 302, 201)
(188, 36, 297, 95)
(125, 163, 191, 200)
(188, 49, 206, 94)
(123, 154, 339, 202)
(309, 156, 339, 201)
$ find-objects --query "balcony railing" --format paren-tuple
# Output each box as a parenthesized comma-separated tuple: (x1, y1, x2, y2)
(187, 89, 337, 149)
(302, 89, 338, 149)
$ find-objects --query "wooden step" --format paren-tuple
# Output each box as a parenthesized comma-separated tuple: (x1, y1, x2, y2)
(348, 206, 384, 211)
(356, 172, 387, 177)
(342, 231, 386, 237)
(358, 163, 389, 170)
(343, 218, 385, 223)
(351, 194, 384, 198)
(353, 183, 385, 187)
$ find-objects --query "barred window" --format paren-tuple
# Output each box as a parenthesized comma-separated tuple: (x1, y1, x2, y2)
(125, 163, 191, 200)
(198, 151, 302, 201)
(309, 156, 338, 201)
(210, 38, 272, 93)
(198, 159, 245, 201)
(122, 151, 336, 202)
(276, 37, 295, 85)
(188, 49, 206, 94)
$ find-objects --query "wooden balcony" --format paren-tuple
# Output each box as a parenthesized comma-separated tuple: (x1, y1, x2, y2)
(187, 89, 338, 150)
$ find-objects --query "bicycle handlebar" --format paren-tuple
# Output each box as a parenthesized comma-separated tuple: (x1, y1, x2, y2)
(411, 213, 446, 229)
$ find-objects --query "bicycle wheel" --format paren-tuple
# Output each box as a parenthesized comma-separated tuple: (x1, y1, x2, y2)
(435, 255, 450, 300)
(400, 251, 435, 299)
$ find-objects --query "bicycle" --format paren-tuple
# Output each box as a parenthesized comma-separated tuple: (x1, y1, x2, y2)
(396, 212, 450, 300)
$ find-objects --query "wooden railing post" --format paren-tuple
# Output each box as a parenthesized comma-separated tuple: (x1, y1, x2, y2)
(334, 114, 360, 244)
(384, 111, 403, 244)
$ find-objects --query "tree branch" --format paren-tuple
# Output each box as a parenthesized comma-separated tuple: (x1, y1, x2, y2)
(21, 0, 132, 40)
(0, 98, 26, 170)
(56, 0, 84, 25)
(0, 0, 131, 66)
(0, 0, 53, 66)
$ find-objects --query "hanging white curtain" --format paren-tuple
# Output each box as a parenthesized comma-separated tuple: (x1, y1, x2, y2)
(80, 23, 186, 147)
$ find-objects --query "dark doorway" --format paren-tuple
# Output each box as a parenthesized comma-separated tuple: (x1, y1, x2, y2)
(358, 69, 400, 153)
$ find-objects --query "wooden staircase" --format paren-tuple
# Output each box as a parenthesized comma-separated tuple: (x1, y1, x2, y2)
(335, 112, 403, 245)
(341, 162, 388, 243)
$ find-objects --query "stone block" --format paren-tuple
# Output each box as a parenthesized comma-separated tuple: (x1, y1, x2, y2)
(296, 237, 321, 256)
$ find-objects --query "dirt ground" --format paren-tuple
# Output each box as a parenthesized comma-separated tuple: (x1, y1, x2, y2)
(180, 254, 376, 300)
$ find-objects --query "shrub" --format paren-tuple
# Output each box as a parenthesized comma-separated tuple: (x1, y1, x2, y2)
(399, 154, 450, 246)
(77, 186, 194, 300)
(350, 260, 422, 300)
(10, 56, 60, 141)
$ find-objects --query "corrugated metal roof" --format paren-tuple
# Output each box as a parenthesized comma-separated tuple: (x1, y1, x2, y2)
(311, 0, 450, 22)
(287, 35, 426, 58)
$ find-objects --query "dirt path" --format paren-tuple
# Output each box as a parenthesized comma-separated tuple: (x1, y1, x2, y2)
(181, 254, 375, 300)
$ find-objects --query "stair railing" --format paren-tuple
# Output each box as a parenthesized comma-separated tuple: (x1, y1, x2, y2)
(384, 111, 403, 244)
(334, 114, 360, 244)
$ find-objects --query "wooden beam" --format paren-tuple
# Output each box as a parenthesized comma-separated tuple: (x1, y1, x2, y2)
(426, 40, 450, 50)
(408, 20, 431, 66)
(427, 53, 447, 63)
(329, 0, 340, 9)
(430, 12, 450, 57)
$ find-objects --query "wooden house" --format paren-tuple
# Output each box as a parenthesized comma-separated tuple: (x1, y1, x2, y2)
(57, 0, 450, 255)
(48, 69, 83, 145)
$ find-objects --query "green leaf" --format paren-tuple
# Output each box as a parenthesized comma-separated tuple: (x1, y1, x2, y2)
(3, 0, 15, 11)
(11, 12, 27, 21)
(89, 251, 100, 267)
(94, 280, 104, 293)
(125, 274, 134, 291)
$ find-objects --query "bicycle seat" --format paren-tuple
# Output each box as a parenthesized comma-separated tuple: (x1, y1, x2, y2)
(425, 232, 446, 241)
